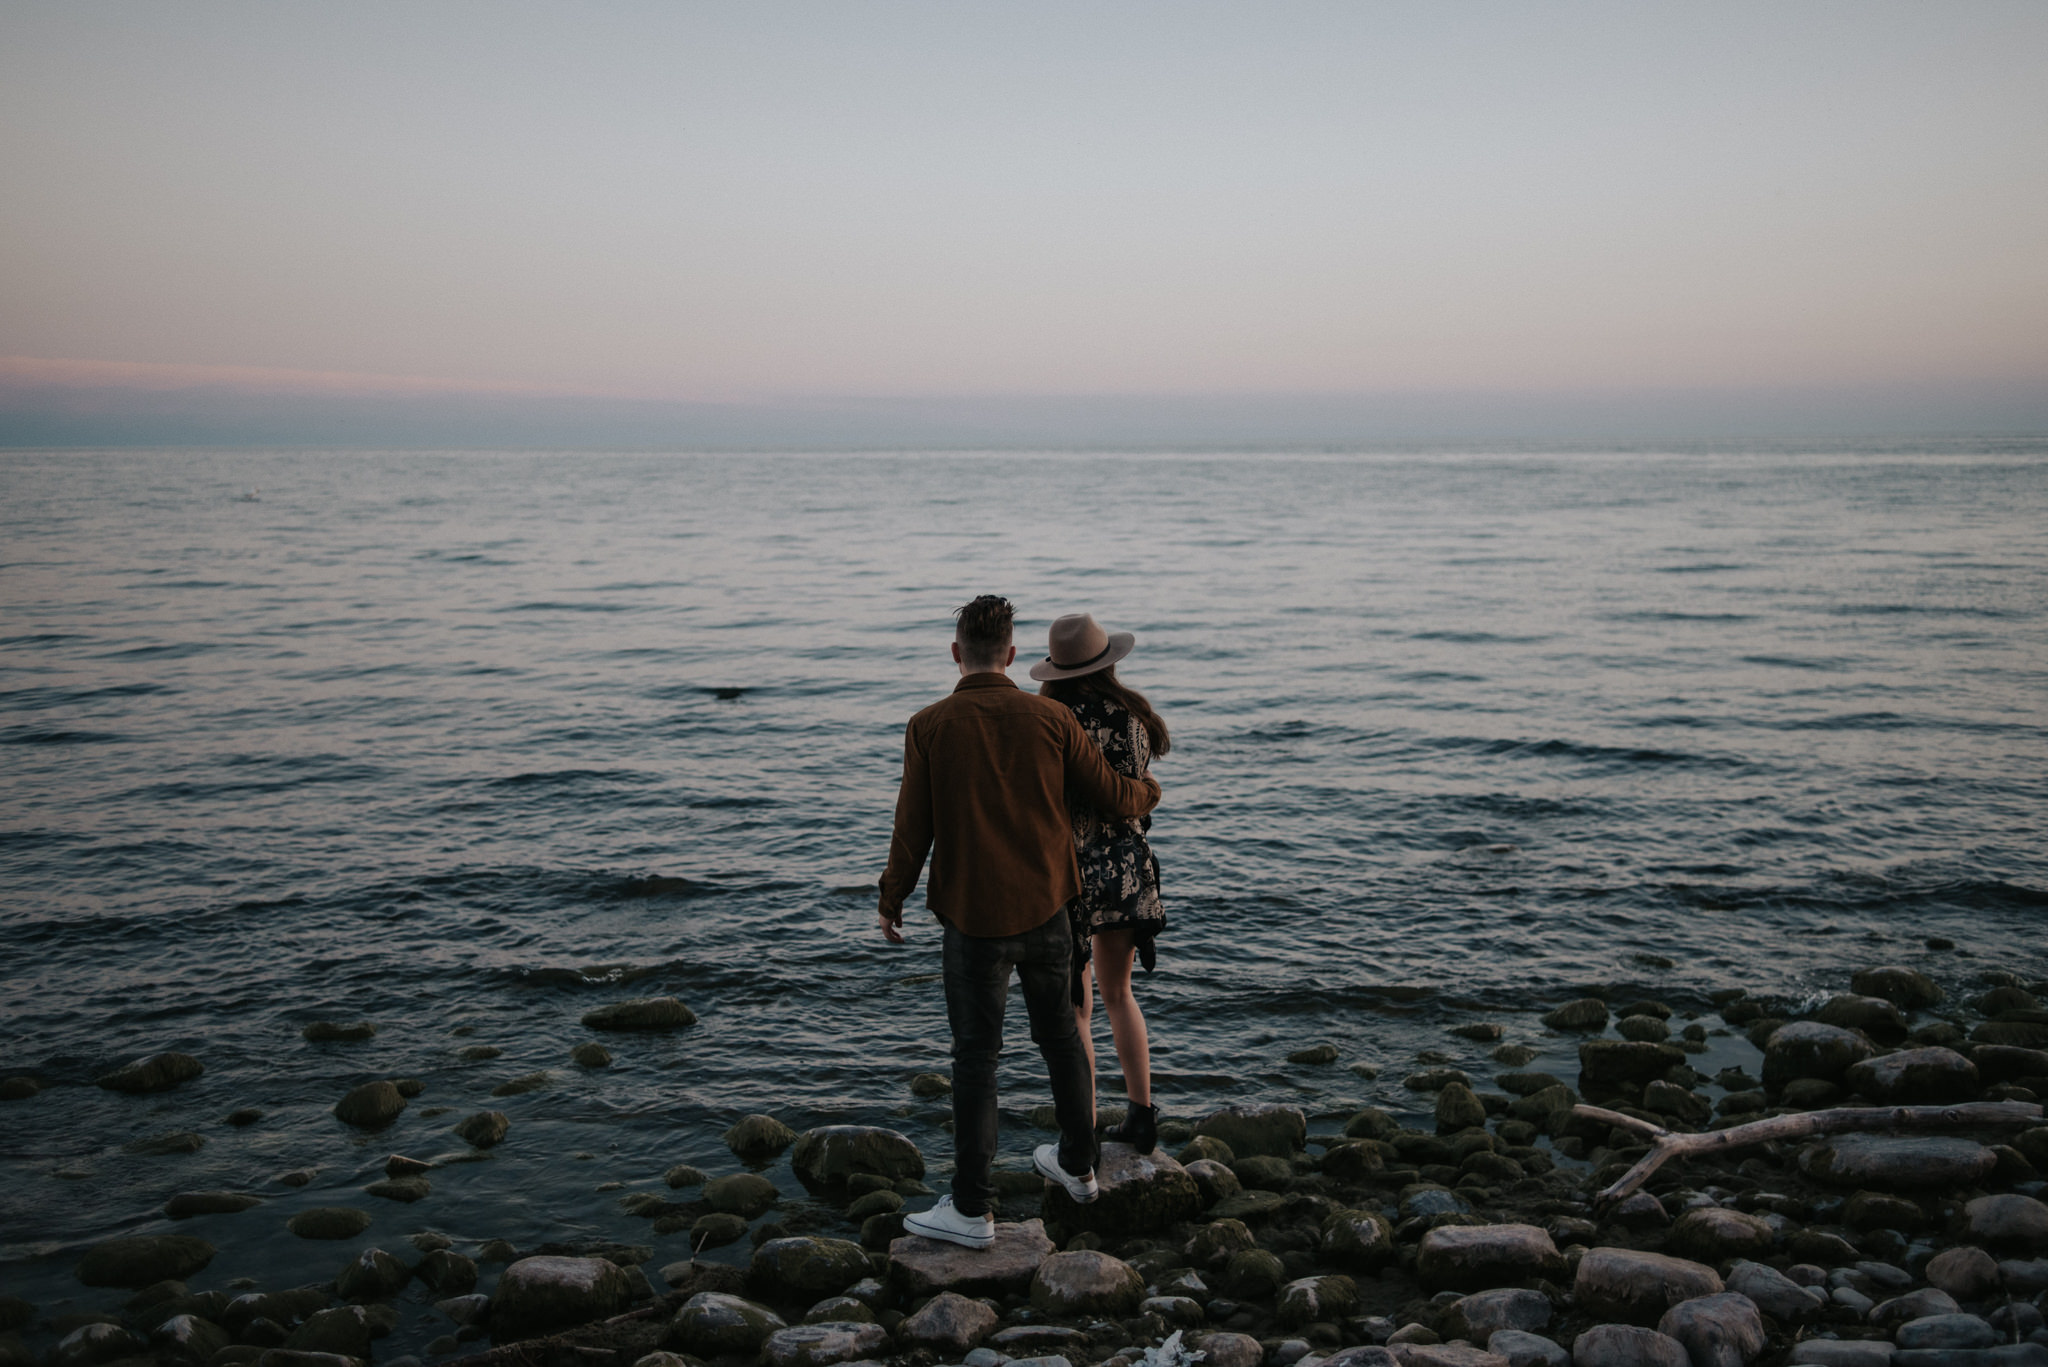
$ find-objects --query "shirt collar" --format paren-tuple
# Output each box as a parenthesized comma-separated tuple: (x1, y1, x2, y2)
(953, 672, 1018, 692)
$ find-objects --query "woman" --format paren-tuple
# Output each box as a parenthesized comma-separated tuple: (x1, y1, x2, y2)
(1030, 612, 1170, 1154)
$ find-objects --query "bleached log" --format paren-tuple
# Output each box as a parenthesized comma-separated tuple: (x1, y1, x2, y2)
(1575, 1099, 2044, 1208)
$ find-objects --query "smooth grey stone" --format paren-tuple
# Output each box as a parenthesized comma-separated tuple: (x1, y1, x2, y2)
(1791, 1344, 1895, 1367)
(1894, 1316, 1998, 1352)
(1488, 1332, 1569, 1367)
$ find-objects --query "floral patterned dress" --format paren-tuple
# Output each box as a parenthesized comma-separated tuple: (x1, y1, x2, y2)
(1064, 693, 1166, 971)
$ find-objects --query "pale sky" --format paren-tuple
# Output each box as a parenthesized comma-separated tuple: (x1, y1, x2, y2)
(2, 2, 2046, 427)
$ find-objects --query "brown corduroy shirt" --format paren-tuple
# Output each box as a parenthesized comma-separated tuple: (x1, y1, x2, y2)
(878, 673, 1162, 937)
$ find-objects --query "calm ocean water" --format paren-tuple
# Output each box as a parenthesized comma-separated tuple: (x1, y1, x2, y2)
(2, 445, 2046, 1330)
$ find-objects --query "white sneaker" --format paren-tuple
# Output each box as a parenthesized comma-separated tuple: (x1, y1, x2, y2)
(1033, 1142, 1100, 1203)
(902, 1195, 995, 1249)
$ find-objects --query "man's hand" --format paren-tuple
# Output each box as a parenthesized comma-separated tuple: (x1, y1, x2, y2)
(878, 910, 906, 944)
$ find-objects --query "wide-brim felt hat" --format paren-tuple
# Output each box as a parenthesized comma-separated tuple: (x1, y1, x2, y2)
(1028, 612, 1135, 681)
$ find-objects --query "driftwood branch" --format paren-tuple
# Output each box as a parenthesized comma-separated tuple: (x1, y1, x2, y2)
(1577, 1099, 2044, 1209)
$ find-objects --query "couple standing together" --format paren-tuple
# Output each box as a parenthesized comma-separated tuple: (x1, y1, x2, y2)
(877, 595, 1172, 1250)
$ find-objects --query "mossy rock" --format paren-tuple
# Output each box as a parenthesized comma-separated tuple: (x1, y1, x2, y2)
(789, 1126, 924, 1190)
(288, 1207, 374, 1240)
(302, 1022, 377, 1043)
(1194, 1103, 1305, 1158)
(705, 1172, 780, 1218)
(333, 1081, 406, 1129)
(747, 1236, 873, 1300)
(724, 1115, 797, 1161)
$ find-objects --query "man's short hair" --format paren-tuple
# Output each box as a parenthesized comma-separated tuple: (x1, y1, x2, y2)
(954, 594, 1015, 669)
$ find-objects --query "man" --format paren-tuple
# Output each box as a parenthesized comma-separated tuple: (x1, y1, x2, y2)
(879, 594, 1162, 1249)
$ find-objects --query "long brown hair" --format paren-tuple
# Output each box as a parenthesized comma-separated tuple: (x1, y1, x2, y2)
(1038, 665, 1171, 757)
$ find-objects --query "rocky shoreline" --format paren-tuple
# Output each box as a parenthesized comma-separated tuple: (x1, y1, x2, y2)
(5, 967, 2048, 1367)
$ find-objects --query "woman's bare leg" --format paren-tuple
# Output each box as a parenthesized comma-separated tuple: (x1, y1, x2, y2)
(1092, 928, 1151, 1107)
(1075, 962, 1097, 1121)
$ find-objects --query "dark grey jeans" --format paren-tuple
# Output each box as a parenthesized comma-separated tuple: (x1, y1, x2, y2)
(942, 907, 1098, 1218)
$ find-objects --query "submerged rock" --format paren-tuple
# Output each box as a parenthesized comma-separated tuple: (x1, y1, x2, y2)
(1194, 1103, 1307, 1157)
(163, 1192, 262, 1220)
(287, 1208, 373, 1240)
(0, 1076, 39, 1101)
(452, 1111, 509, 1148)
(302, 1022, 376, 1044)
(890, 1219, 1053, 1297)
(581, 998, 696, 1031)
(75, 1236, 216, 1289)
(363, 1178, 430, 1204)
(488, 1255, 634, 1340)
(333, 1082, 406, 1130)
(97, 1053, 204, 1094)
(570, 1043, 611, 1068)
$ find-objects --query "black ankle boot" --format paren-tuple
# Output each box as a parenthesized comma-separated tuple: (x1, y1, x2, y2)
(1105, 1101, 1159, 1154)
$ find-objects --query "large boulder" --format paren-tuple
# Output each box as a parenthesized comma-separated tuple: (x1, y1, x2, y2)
(1961, 1193, 2048, 1253)
(1194, 1103, 1306, 1158)
(1799, 1135, 1996, 1189)
(1762, 1023, 1873, 1089)
(1277, 1275, 1360, 1326)
(895, 1290, 996, 1355)
(1924, 1247, 2001, 1302)
(1843, 1048, 1980, 1105)
(748, 1237, 872, 1301)
(789, 1126, 923, 1190)
(1030, 1250, 1145, 1316)
(1443, 1289, 1551, 1341)
(1657, 1293, 1766, 1367)
(75, 1236, 216, 1289)
(890, 1219, 1053, 1297)
(759, 1322, 889, 1367)
(1416, 1224, 1565, 1292)
(724, 1115, 797, 1160)
(97, 1053, 204, 1094)
(1851, 967, 1942, 1009)
(1041, 1142, 1200, 1233)
(667, 1292, 785, 1356)
(1667, 1208, 1775, 1263)
(1574, 1248, 1723, 1326)
(332, 1082, 405, 1130)
(1574, 1325, 1691, 1367)
(581, 997, 696, 1031)
(490, 1256, 634, 1340)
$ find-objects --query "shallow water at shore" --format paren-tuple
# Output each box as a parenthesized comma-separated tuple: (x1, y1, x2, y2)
(2, 446, 2046, 1334)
